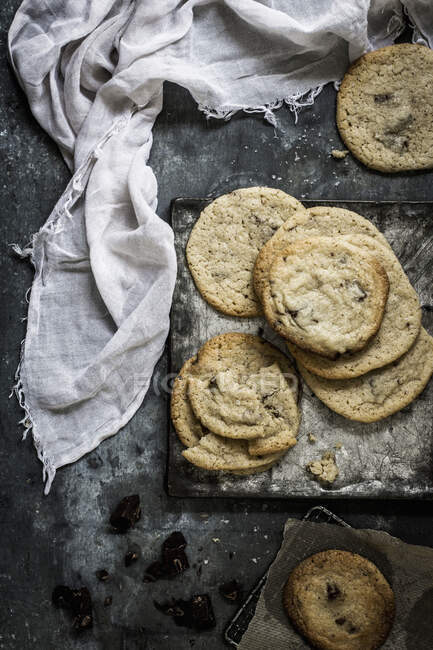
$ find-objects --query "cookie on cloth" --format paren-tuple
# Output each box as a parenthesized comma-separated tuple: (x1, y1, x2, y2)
(298, 327, 433, 423)
(186, 187, 305, 317)
(260, 237, 389, 358)
(283, 549, 395, 650)
(287, 235, 421, 379)
(337, 43, 433, 172)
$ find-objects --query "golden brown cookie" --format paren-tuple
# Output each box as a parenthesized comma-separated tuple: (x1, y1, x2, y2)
(260, 237, 389, 358)
(283, 550, 395, 650)
(298, 328, 433, 423)
(287, 234, 421, 379)
(186, 187, 305, 317)
(337, 43, 433, 172)
(253, 206, 391, 304)
(171, 354, 285, 473)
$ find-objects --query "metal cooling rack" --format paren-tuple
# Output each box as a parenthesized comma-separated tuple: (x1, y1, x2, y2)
(224, 507, 351, 647)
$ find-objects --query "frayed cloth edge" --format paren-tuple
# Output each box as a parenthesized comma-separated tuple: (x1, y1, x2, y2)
(9, 103, 143, 495)
(197, 84, 325, 126)
(10, 338, 57, 495)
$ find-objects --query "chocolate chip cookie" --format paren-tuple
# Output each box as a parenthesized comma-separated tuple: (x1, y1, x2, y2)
(298, 327, 433, 423)
(283, 550, 395, 650)
(186, 187, 305, 317)
(260, 237, 389, 358)
(337, 43, 433, 172)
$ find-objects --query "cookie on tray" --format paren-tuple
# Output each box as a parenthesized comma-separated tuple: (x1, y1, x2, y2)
(188, 333, 299, 455)
(182, 433, 283, 473)
(283, 550, 395, 650)
(171, 355, 285, 474)
(186, 187, 305, 317)
(253, 206, 391, 303)
(287, 235, 421, 379)
(298, 327, 433, 423)
(260, 237, 389, 358)
(337, 43, 433, 173)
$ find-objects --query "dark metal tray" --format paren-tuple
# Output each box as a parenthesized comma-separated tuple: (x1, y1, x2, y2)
(167, 199, 433, 499)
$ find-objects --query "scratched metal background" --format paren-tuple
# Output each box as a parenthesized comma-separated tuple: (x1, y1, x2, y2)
(169, 199, 433, 499)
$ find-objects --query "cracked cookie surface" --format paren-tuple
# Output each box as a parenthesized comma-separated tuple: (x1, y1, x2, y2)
(287, 235, 421, 379)
(186, 187, 304, 317)
(171, 356, 283, 473)
(254, 206, 391, 304)
(261, 237, 389, 358)
(283, 550, 395, 650)
(187, 334, 299, 455)
(337, 43, 433, 172)
(298, 327, 433, 422)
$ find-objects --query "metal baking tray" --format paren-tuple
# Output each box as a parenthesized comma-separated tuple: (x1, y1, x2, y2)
(167, 199, 433, 499)
(224, 506, 350, 647)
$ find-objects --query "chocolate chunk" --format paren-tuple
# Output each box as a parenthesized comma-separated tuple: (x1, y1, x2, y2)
(52, 585, 93, 630)
(326, 582, 340, 599)
(219, 580, 243, 603)
(374, 93, 393, 103)
(154, 594, 216, 631)
(335, 617, 346, 625)
(109, 495, 141, 533)
(125, 551, 140, 567)
(104, 596, 112, 607)
(144, 531, 189, 581)
(95, 569, 110, 582)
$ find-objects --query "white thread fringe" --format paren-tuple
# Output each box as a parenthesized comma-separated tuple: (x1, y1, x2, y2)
(197, 85, 325, 126)
(10, 339, 57, 495)
(10, 104, 140, 495)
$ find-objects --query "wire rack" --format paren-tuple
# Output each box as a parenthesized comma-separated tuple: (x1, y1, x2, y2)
(224, 507, 351, 647)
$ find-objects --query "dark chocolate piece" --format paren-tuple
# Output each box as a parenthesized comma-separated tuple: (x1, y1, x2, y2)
(326, 582, 340, 600)
(219, 580, 243, 603)
(125, 551, 139, 567)
(109, 494, 141, 533)
(95, 569, 110, 582)
(52, 585, 93, 630)
(144, 531, 189, 581)
(154, 594, 216, 631)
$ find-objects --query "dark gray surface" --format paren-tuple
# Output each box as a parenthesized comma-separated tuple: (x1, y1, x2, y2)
(169, 199, 433, 500)
(1, 2, 433, 647)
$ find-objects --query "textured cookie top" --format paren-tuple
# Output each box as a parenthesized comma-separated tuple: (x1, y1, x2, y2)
(254, 206, 391, 303)
(337, 43, 433, 172)
(171, 333, 299, 467)
(261, 237, 389, 358)
(186, 187, 304, 317)
(187, 333, 299, 454)
(299, 327, 433, 423)
(182, 432, 282, 472)
(283, 550, 395, 650)
(188, 362, 298, 442)
(288, 234, 421, 379)
(171, 356, 283, 472)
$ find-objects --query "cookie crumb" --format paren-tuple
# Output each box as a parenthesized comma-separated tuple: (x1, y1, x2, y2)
(307, 451, 339, 485)
(331, 149, 349, 159)
(334, 441, 343, 450)
(308, 433, 317, 443)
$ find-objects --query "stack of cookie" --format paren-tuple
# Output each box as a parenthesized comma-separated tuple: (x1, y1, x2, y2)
(184, 187, 433, 431)
(253, 204, 433, 422)
(171, 333, 300, 475)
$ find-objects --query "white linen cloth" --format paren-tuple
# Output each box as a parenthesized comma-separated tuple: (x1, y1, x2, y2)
(7, 0, 427, 493)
